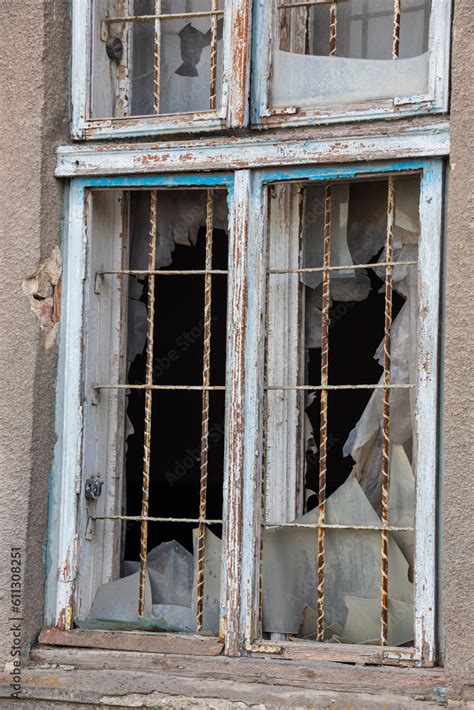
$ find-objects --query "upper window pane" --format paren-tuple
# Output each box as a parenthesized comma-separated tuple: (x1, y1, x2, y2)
(91, 0, 225, 119)
(272, 0, 431, 109)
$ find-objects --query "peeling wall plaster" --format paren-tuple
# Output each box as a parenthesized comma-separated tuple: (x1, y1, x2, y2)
(22, 247, 62, 350)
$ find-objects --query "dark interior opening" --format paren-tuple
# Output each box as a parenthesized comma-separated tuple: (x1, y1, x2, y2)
(124, 191, 228, 562)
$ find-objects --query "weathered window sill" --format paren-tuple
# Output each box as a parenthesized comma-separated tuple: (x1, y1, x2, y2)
(0, 645, 446, 709)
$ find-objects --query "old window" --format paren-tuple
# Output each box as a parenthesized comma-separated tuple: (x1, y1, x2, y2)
(72, 0, 450, 138)
(72, 0, 251, 138)
(47, 160, 441, 666)
(252, 0, 452, 127)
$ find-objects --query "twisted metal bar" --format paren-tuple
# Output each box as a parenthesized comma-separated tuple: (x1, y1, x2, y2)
(316, 184, 332, 642)
(196, 191, 215, 632)
(209, 0, 219, 111)
(381, 176, 395, 645)
(153, 0, 161, 114)
(138, 191, 158, 618)
(260, 270, 271, 637)
(392, 0, 401, 59)
(329, 2, 337, 56)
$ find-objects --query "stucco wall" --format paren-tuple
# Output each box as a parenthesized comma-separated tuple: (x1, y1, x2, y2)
(0, 0, 69, 664)
(443, 0, 474, 701)
(0, 0, 473, 702)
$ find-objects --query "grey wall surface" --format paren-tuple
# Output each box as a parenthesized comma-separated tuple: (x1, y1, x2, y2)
(443, 0, 474, 701)
(0, 0, 473, 702)
(0, 0, 69, 664)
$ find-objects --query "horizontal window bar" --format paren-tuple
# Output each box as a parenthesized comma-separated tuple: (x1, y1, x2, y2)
(264, 522, 415, 532)
(95, 384, 226, 391)
(97, 269, 228, 277)
(91, 515, 223, 524)
(266, 383, 415, 391)
(104, 10, 224, 24)
(267, 260, 417, 275)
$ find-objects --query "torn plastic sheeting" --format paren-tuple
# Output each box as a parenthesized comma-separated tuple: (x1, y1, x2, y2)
(262, 475, 413, 638)
(147, 540, 194, 608)
(191, 527, 222, 635)
(88, 570, 153, 622)
(271, 50, 429, 108)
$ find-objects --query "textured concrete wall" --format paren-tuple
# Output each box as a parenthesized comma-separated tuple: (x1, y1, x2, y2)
(443, 0, 474, 701)
(0, 0, 69, 666)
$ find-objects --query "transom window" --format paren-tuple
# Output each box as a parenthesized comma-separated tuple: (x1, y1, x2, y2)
(71, 0, 451, 138)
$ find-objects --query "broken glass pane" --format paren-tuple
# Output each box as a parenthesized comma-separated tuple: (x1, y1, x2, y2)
(271, 0, 431, 108)
(263, 176, 420, 646)
(91, 0, 225, 119)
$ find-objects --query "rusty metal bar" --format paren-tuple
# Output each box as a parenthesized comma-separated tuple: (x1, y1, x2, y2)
(93, 514, 412, 532)
(381, 176, 395, 646)
(304, 5, 311, 56)
(92, 515, 223, 524)
(209, 0, 219, 111)
(96, 260, 415, 281)
(265, 383, 415, 391)
(97, 269, 228, 276)
(96, 384, 226, 391)
(153, 0, 161, 114)
(265, 522, 415, 532)
(105, 10, 224, 24)
(316, 185, 332, 642)
(196, 191, 215, 632)
(278, 0, 345, 8)
(267, 260, 417, 274)
(392, 0, 401, 59)
(259, 266, 272, 637)
(138, 191, 157, 618)
(329, 2, 337, 56)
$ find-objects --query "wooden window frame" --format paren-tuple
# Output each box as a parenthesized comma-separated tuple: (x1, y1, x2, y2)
(251, 0, 452, 129)
(46, 155, 443, 665)
(71, 0, 252, 140)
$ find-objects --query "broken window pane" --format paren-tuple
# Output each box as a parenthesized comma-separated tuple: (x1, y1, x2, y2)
(84, 188, 228, 635)
(91, 0, 225, 119)
(271, 0, 431, 109)
(262, 176, 419, 646)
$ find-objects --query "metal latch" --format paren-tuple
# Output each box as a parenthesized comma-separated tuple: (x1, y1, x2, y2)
(85, 476, 104, 501)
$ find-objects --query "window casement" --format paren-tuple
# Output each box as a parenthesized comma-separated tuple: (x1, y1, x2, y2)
(46, 159, 442, 666)
(252, 0, 452, 128)
(72, 0, 451, 140)
(72, 0, 252, 139)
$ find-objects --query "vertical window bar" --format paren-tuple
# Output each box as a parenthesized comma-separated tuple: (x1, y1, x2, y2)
(138, 191, 158, 617)
(259, 262, 271, 638)
(392, 0, 401, 59)
(209, 0, 219, 110)
(304, 5, 311, 56)
(329, 2, 337, 56)
(153, 0, 162, 114)
(196, 190, 215, 631)
(316, 184, 332, 642)
(380, 176, 395, 645)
